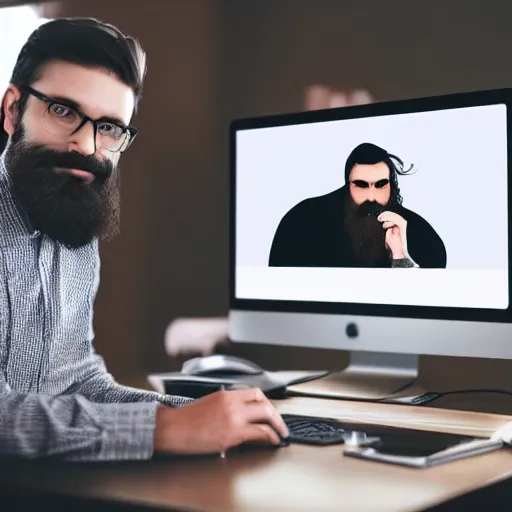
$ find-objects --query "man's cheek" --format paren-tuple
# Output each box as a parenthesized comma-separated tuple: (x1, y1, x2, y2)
(351, 191, 365, 206)
(377, 192, 390, 206)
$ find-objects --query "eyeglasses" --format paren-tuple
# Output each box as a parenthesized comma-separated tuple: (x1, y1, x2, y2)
(22, 85, 138, 153)
(350, 178, 390, 189)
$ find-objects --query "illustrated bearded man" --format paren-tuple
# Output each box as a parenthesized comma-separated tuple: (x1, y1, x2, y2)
(269, 142, 447, 268)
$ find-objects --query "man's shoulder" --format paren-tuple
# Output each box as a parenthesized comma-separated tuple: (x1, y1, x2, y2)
(398, 205, 427, 222)
(398, 205, 437, 232)
(282, 186, 345, 219)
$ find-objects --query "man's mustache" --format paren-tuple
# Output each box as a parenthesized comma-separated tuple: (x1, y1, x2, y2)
(18, 144, 112, 181)
(356, 201, 386, 217)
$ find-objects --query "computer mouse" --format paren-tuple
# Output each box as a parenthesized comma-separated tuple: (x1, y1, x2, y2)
(181, 354, 265, 377)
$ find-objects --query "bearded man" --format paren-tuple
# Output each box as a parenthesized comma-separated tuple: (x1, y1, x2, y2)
(0, 17, 288, 461)
(269, 142, 447, 269)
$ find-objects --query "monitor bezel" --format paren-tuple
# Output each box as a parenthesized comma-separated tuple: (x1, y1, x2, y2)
(229, 88, 512, 323)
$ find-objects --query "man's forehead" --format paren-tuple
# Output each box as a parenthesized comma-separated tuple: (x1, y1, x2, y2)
(350, 162, 389, 181)
(31, 60, 135, 124)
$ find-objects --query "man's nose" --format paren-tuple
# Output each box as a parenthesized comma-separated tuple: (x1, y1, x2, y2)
(367, 186, 375, 201)
(68, 122, 96, 156)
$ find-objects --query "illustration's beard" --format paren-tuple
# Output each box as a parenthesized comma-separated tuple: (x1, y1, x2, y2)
(4, 124, 121, 249)
(344, 195, 394, 267)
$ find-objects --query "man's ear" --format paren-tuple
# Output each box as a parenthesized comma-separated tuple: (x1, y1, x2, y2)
(1, 85, 22, 136)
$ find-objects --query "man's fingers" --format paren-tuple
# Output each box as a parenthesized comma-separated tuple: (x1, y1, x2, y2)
(224, 387, 290, 438)
(239, 386, 267, 403)
(382, 221, 396, 229)
(378, 211, 405, 223)
(242, 423, 282, 446)
(377, 211, 394, 222)
(245, 402, 289, 438)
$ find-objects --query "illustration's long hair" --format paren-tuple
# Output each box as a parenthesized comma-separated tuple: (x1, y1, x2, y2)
(344, 142, 416, 205)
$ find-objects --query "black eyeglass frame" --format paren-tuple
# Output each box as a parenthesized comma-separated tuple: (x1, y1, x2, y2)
(21, 85, 138, 153)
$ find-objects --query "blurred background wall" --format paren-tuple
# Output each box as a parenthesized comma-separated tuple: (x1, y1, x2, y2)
(2, 0, 512, 396)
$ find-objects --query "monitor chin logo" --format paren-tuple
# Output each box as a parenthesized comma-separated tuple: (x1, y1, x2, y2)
(346, 323, 359, 338)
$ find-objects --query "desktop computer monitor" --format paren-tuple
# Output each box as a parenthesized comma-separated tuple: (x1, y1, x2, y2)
(229, 88, 512, 399)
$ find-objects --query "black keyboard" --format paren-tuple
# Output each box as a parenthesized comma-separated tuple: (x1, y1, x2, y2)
(282, 414, 347, 445)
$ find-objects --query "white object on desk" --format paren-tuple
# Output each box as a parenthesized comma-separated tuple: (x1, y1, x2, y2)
(491, 422, 512, 445)
(164, 317, 229, 356)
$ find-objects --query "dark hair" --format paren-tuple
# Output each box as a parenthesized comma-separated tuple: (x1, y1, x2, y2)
(0, 17, 147, 153)
(344, 142, 416, 205)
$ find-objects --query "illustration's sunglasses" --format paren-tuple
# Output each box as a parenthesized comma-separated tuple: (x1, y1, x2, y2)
(350, 178, 390, 189)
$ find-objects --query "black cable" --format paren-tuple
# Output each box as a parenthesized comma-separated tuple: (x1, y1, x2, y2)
(405, 389, 512, 406)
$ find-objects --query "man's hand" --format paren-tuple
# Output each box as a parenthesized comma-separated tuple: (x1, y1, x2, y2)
(377, 211, 409, 259)
(153, 387, 289, 455)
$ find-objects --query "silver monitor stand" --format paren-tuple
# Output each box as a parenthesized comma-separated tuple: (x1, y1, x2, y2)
(290, 350, 421, 400)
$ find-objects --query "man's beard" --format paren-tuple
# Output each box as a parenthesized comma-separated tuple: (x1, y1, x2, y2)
(3, 124, 121, 249)
(344, 194, 395, 267)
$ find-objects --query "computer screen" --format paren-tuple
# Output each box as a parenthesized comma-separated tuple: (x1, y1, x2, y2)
(233, 93, 510, 318)
(229, 89, 512, 371)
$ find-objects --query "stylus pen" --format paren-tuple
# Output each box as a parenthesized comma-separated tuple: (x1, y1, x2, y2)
(220, 384, 226, 458)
